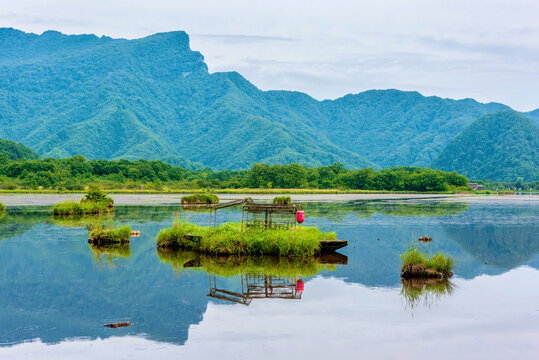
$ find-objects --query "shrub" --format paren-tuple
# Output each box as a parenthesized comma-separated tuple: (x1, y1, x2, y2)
(157, 219, 334, 256)
(273, 196, 292, 205)
(181, 194, 219, 204)
(89, 225, 131, 245)
(82, 184, 114, 205)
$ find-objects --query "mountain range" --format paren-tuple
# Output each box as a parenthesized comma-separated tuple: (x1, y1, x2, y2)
(0, 28, 537, 181)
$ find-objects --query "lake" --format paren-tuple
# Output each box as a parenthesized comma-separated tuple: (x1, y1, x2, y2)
(0, 196, 538, 359)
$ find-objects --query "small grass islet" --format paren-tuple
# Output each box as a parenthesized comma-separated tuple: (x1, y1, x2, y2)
(273, 196, 292, 205)
(400, 243, 454, 279)
(53, 184, 114, 216)
(157, 219, 336, 256)
(88, 224, 131, 245)
(181, 194, 219, 205)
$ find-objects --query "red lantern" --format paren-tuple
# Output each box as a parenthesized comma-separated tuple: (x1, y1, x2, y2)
(296, 210, 305, 223)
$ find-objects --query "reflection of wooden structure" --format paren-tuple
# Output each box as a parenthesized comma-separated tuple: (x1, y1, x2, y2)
(208, 274, 303, 306)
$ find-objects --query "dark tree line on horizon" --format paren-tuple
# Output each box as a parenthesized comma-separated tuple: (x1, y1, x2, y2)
(0, 155, 475, 192)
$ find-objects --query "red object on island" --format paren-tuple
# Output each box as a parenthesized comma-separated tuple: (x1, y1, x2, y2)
(296, 279, 304, 293)
(296, 210, 305, 223)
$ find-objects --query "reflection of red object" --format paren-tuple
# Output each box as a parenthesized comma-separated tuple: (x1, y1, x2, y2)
(296, 279, 304, 293)
(296, 210, 305, 223)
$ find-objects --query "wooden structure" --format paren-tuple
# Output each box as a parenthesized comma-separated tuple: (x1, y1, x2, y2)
(202, 198, 347, 252)
(241, 203, 302, 231)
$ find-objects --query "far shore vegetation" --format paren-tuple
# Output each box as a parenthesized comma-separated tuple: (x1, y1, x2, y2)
(1, 156, 536, 193)
(157, 218, 335, 256)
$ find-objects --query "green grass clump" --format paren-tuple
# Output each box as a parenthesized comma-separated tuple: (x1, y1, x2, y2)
(181, 194, 219, 204)
(273, 196, 292, 205)
(157, 219, 335, 256)
(89, 225, 131, 244)
(53, 200, 111, 215)
(400, 243, 454, 278)
(53, 185, 113, 216)
(0, 202, 5, 213)
(157, 249, 335, 277)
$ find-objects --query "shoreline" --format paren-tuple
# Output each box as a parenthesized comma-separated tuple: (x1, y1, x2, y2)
(0, 193, 537, 207)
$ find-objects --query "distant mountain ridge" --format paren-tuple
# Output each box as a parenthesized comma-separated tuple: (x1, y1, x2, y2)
(432, 111, 539, 181)
(0, 28, 534, 180)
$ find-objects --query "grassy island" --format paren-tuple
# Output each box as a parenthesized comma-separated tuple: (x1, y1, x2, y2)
(400, 244, 454, 279)
(157, 220, 336, 256)
(181, 194, 219, 205)
(53, 185, 114, 215)
(88, 225, 131, 245)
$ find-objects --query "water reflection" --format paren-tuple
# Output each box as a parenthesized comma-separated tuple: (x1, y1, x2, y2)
(157, 249, 347, 278)
(400, 278, 456, 310)
(208, 274, 304, 306)
(157, 249, 347, 305)
(89, 243, 131, 265)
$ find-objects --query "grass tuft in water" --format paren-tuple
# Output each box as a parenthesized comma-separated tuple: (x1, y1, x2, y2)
(89, 224, 131, 245)
(400, 243, 454, 278)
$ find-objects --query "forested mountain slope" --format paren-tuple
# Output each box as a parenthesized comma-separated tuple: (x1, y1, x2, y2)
(431, 111, 539, 181)
(0, 138, 39, 160)
(0, 28, 517, 171)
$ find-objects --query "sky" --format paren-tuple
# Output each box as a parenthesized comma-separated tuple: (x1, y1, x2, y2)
(1, 0, 539, 111)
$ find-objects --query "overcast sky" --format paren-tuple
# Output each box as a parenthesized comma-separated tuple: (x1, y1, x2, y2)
(2, 0, 539, 111)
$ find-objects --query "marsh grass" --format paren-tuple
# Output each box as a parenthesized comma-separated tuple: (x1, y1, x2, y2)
(401, 278, 455, 309)
(89, 224, 131, 244)
(157, 219, 335, 256)
(273, 196, 292, 205)
(157, 249, 335, 277)
(181, 194, 219, 204)
(400, 243, 454, 278)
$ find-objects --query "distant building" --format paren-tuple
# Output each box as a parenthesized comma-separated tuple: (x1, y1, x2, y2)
(469, 183, 485, 191)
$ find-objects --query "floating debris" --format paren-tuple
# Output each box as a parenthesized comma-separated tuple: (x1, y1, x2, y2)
(131, 230, 141, 237)
(104, 321, 132, 328)
(418, 236, 432, 243)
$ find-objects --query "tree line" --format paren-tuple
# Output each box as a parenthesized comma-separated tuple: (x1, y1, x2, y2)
(0, 155, 471, 192)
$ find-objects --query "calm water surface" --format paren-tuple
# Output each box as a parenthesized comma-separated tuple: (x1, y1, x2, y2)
(0, 198, 538, 359)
